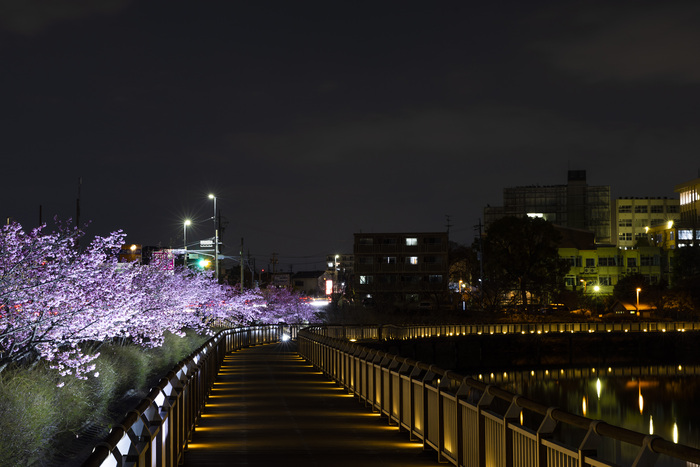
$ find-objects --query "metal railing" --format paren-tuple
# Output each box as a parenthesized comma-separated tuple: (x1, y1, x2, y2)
(307, 321, 700, 342)
(298, 326, 700, 467)
(82, 324, 298, 467)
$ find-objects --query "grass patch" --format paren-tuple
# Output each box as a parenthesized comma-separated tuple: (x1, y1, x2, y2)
(0, 329, 210, 466)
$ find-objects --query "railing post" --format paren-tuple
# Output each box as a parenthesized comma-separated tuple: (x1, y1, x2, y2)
(578, 420, 603, 467)
(503, 395, 523, 467)
(408, 365, 424, 441)
(436, 371, 453, 464)
(477, 385, 495, 467)
(537, 407, 558, 466)
(422, 367, 438, 453)
(454, 378, 471, 467)
(632, 435, 661, 467)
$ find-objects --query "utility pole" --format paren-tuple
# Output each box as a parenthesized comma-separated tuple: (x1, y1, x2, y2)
(240, 237, 244, 291)
(474, 218, 484, 304)
(270, 253, 278, 274)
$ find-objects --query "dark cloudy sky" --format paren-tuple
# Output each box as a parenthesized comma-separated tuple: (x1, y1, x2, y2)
(2, 0, 699, 271)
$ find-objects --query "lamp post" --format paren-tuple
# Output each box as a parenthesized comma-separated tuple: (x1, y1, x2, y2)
(208, 194, 219, 281)
(334, 255, 339, 294)
(183, 219, 191, 268)
(636, 287, 641, 317)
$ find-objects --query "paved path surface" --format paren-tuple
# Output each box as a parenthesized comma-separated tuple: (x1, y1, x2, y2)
(183, 342, 440, 467)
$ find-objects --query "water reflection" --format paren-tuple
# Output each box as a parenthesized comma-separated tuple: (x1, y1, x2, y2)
(490, 365, 700, 463)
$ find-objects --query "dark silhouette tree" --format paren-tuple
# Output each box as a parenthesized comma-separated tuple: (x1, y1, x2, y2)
(667, 246, 700, 315)
(483, 216, 569, 312)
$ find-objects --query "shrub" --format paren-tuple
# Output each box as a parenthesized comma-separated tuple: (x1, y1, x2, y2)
(0, 330, 209, 466)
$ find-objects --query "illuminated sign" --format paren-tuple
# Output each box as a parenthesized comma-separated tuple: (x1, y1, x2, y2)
(151, 249, 175, 273)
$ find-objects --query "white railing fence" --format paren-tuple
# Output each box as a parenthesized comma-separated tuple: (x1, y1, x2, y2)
(298, 326, 700, 467)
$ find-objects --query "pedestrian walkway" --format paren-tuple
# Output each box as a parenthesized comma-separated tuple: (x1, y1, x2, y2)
(183, 342, 440, 467)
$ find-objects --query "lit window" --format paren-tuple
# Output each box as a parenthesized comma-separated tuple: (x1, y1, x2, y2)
(405, 237, 418, 246)
(406, 256, 418, 265)
(360, 275, 373, 284)
(383, 256, 397, 264)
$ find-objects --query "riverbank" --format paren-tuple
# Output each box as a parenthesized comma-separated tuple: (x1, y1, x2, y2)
(368, 331, 700, 374)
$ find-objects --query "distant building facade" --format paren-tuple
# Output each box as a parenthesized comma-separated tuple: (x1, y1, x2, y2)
(291, 271, 326, 296)
(556, 226, 668, 294)
(675, 176, 700, 246)
(353, 232, 449, 307)
(325, 253, 354, 295)
(485, 170, 611, 243)
(613, 197, 680, 249)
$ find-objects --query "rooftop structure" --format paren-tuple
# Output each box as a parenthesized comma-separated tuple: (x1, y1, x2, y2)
(485, 170, 611, 243)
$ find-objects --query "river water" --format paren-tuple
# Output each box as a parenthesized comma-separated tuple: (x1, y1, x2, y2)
(486, 366, 700, 465)
(375, 332, 700, 465)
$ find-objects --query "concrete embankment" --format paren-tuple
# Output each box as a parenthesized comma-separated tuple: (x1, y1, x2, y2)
(367, 331, 700, 374)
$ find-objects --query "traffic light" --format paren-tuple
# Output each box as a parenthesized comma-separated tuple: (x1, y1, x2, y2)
(198, 259, 211, 269)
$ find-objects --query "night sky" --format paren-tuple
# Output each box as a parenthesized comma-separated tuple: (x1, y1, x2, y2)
(2, 1, 699, 271)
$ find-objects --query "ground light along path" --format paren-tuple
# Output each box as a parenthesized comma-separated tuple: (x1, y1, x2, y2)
(183, 342, 439, 467)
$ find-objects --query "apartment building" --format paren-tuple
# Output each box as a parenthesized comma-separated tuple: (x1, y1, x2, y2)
(614, 197, 680, 249)
(353, 232, 449, 306)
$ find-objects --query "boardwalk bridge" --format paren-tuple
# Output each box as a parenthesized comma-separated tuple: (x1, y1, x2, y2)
(83, 323, 700, 467)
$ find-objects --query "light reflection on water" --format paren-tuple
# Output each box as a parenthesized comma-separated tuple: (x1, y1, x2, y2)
(496, 370, 700, 465)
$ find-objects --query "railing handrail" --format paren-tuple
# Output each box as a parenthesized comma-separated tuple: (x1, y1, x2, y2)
(298, 325, 700, 466)
(306, 321, 700, 340)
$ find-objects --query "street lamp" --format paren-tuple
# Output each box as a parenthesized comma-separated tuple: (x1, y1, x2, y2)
(334, 255, 339, 294)
(183, 219, 191, 268)
(208, 194, 219, 281)
(636, 287, 642, 316)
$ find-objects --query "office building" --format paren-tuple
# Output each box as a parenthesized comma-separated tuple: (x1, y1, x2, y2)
(614, 197, 680, 249)
(484, 170, 611, 243)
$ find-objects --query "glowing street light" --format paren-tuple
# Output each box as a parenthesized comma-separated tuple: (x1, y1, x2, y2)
(183, 219, 191, 267)
(636, 287, 642, 316)
(208, 194, 219, 281)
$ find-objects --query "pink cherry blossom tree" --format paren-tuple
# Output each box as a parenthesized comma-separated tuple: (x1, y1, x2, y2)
(1, 220, 317, 379)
